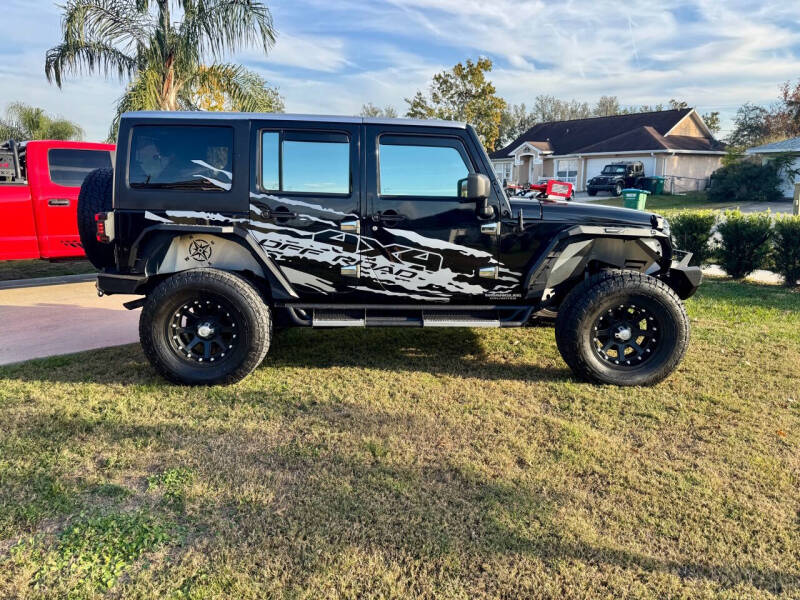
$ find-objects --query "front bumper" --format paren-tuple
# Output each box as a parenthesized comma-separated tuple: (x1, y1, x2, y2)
(664, 253, 702, 299)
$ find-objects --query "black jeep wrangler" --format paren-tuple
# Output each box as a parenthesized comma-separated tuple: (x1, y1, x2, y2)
(78, 112, 701, 387)
(587, 161, 645, 196)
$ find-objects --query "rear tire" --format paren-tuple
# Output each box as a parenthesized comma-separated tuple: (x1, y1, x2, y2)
(140, 269, 271, 385)
(555, 271, 689, 386)
(77, 168, 114, 269)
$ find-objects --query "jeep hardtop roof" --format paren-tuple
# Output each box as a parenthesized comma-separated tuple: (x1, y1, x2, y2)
(121, 111, 468, 129)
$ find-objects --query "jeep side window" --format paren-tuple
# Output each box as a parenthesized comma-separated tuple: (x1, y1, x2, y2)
(260, 131, 350, 195)
(129, 125, 233, 191)
(378, 136, 470, 197)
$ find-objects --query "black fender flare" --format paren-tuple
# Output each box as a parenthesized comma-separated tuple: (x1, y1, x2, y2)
(129, 224, 298, 301)
(523, 224, 672, 303)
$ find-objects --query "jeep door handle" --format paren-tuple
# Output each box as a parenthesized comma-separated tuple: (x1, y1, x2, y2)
(267, 206, 298, 220)
(48, 198, 71, 207)
(372, 211, 405, 225)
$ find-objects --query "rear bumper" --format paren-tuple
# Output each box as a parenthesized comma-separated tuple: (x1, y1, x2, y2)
(96, 272, 148, 296)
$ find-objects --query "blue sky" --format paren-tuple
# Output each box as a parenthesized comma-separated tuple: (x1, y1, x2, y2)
(2, 0, 800, 142)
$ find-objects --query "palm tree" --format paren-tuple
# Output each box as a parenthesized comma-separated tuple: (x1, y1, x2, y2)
(0, 102, 84, 141)
(45, 0, 282, 139)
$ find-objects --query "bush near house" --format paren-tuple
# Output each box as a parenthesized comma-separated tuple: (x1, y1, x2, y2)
(716, 210, 773, 279)
(707, 160, 783, 203)
(668, 210, 717, 266)
(773, 215, 800, 287)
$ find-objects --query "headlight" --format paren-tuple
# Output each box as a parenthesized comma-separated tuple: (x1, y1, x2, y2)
(660, 217, 670, 237)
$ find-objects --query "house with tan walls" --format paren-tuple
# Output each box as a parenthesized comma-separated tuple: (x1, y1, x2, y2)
(489, 108, 725, 194)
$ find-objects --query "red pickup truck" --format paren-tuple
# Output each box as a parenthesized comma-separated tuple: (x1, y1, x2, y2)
(0, 139, 115, 261)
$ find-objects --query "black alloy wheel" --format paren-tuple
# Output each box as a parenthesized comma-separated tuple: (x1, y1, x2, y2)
(591, 302, 661, 367)
(167, 296, 240, 365)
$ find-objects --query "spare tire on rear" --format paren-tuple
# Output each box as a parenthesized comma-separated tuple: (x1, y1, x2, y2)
(77, 168, 115, 269)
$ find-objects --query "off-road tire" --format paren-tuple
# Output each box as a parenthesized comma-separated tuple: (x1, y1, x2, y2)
(77, 168, 114, 269)
(613, 182, 623, 196)
(587, 188, 597, 197)
(140, 268, 271, 385)
(555, 270, 689, 386)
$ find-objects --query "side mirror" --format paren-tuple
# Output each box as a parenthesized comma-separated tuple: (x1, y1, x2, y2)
(458, 173, 493, 218)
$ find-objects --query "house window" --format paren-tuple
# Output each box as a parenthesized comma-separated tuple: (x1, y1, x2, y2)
(556, 159, 578, 184)
(493, 161, 512, 183)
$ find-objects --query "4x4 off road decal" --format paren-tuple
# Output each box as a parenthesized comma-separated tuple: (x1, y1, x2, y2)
(150, 196, 522, 299)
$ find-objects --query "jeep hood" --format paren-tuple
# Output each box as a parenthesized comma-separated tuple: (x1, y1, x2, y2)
(510, 199, 657, 228)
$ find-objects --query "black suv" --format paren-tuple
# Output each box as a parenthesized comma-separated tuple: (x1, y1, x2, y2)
(78, 112, 700, 387)
(587, 161, 645, 196)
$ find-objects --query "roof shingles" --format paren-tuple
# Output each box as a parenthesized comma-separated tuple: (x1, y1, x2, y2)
(489, 108, 721, 159)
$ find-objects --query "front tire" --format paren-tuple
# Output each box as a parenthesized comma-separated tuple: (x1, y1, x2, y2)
(613, 182, 623, 196)
(587, 188, 597, 197)
(140, 269, 271, 385)
(555, 271, 689, 386)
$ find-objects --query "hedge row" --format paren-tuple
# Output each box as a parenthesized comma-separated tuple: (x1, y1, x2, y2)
(666, 209, 800, 287)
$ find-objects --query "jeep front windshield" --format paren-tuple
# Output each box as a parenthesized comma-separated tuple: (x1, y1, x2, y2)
(601, 165, 627, 174)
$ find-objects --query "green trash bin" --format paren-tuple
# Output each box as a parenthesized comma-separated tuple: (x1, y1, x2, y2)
(622, 188, 649, 210)
(650, 176, 665, 195)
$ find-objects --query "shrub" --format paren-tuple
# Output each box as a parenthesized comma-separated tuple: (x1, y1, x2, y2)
(716, 210, 773, 279)
(669, 210, 717, 266)
(708, 160, 783, 203)
(773, 215, 800, 287)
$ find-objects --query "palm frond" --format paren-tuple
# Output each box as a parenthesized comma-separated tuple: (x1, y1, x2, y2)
(180, 0, 276, 61)
(45, 40, 137, 87)
(186, 63, 284, 113)
(61, 0, 150, 48)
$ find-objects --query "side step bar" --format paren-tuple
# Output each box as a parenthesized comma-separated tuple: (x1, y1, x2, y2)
(283, 304, 534, 328)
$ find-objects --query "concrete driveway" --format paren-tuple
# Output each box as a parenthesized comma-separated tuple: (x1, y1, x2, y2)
(0, 279, 140, 366)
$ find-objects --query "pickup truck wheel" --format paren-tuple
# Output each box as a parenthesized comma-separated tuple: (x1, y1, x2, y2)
(555, 271, 689, 386)
(77, 168, 114, 269)
(140, 268, 271, 385)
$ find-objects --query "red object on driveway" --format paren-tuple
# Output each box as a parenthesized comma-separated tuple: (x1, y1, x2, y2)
(0, 139, 115, 261)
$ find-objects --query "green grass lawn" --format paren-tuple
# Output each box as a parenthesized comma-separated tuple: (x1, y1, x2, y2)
(586, 191, 774, 212)
(0, 259, 95, 282)
(1, 279, 798, 598)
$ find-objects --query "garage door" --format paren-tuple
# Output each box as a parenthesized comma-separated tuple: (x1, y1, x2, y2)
(584, 157, 656, 187)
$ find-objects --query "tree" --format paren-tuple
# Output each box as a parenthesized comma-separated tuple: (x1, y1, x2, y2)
(727, 103, 771, 148)
(702, 111, 721, 135)
(668, 99, 689, 110)
(45, 0, 281, 140)
(0, 102, 83, 141)
(193, 68, 283, 113)
(405, 58, 506, 151)
(593, 95, 621, 117)
(532, 95, 590, 122)
(360, 103, 398, 118)
(765, 80, 800, 140)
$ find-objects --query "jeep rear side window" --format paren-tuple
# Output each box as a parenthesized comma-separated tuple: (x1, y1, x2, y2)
(378, 137, 470, 197)
(260, 131, 350, 195)
(48, 149, 112, 187)
(129, 125, 233, 191)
